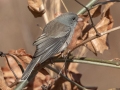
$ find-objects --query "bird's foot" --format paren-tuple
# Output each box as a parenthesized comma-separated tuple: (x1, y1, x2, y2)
(61, 49, 71, 59)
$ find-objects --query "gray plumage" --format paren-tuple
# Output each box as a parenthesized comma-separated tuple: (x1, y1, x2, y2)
(21, 12, 79, 80)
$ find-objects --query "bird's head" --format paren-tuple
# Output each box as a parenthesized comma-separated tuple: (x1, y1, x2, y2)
(55, 12, 82, 27)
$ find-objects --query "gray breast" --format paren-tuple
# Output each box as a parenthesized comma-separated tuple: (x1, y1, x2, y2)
(58, 26, 75, 52)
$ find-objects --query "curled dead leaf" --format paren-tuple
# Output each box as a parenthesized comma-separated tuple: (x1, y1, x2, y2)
(0, 68, 13, 90)
(28, 0, 45, 17)
(78, 2, 114, 54)
(1, 49, 52, 89)
(88, 8, 113, 54)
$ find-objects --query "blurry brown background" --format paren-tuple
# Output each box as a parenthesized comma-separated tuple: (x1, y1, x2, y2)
(0, 0, 120, 90)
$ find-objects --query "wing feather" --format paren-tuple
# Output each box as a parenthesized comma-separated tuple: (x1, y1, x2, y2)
(21, 20, 72, 80)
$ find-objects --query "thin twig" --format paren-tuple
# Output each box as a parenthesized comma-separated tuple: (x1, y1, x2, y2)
(6, 54, 24, 73)
(71, 26, 120, 52)
(37, 24, 43, 31)
(4, 55, 18, 80)
(75, 0, 100, 36)
(60, 0, 69, 12)
(39, 26, 43, 31)
(101, 26, 120, 35)
(46, 65, 88, 90)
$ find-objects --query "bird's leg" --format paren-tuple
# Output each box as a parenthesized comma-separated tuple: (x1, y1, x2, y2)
(60, 50, 71, 77)
(51, 50, 71, 81)
(75, 0, 101, 36)
(61, 48, 71, 58)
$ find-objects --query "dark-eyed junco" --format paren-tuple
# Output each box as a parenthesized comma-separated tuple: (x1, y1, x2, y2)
(21, 12, 82, 80)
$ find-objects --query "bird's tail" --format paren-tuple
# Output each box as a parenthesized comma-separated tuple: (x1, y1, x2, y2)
(20, 57, 41, 80)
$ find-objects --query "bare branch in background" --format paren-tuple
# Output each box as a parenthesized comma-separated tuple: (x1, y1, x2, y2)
(60, 0, 69, 12)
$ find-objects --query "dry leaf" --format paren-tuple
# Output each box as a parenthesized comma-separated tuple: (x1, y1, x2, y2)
(8, 49, 32, 64)
(75, 2, 114, 54)
(87, 3, 114, 54)
(69, 15, 91, 58)
(51, 70, 97, 90)
(91, 5, 101, 18)
(1, 49, 53, 90)
(28, 0, 45, 17)
(0, 68, 12, 90)
(86, 41, 97, 55)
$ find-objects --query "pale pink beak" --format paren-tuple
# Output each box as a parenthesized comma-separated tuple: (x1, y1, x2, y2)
(77, 18, 83, 22)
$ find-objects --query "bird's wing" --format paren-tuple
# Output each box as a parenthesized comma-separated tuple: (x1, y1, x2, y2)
(21, 37, 68, 80)
(33, 21, 71, 63)
(34, 37, 66, 61)
(21, 22, 71, 80)
(33, 20, 70, 46)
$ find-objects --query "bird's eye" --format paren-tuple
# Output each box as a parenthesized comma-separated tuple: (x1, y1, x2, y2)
(72, 17, 76, 21)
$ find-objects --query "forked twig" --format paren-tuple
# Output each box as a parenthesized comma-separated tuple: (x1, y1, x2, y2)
(6, 54, 24, 73)
(4, 55, 18, 80)
(0, 52, 24, 88)
(70, 26, 120, 52)
(75, 0, 100, 36)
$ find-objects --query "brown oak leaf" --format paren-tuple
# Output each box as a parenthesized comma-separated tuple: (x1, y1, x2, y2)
(1, 49, 53, 90)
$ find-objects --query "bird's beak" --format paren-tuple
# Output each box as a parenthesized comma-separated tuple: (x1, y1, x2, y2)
(77, 18, 83, 22)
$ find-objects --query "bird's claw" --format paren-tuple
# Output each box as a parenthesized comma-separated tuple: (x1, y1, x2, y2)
(61, 49, 70, 59)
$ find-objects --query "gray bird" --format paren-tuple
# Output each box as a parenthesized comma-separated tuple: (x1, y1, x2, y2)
(21, 12, 81, 80)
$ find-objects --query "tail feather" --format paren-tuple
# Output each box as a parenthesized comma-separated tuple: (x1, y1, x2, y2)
(21, 57, 41, 80)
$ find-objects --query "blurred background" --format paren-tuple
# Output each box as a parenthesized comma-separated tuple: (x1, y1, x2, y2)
(0, 0, 120, 90)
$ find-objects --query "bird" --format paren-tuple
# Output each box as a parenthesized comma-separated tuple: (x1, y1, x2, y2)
(20, 12, 82, 80)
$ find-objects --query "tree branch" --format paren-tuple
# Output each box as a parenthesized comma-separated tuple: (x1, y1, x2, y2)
(70, 26, 120, 52)
(93, 0, 120, 6)
(54, 57, 120, 69)
(77, 0, 99, 15)
(46, 65, 88, 90)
